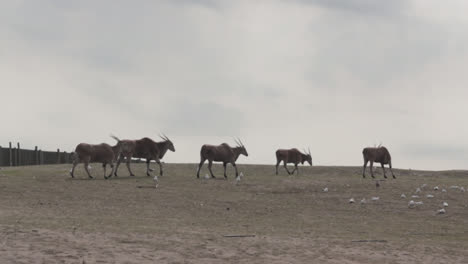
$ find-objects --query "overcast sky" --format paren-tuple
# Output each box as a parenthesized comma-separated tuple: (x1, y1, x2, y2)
(1, 0, 468, 170)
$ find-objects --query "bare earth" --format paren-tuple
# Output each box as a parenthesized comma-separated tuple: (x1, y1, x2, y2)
(0, 164, 467, 263)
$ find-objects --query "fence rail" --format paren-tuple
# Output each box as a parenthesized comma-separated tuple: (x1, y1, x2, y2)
(0, 142, 72, 167)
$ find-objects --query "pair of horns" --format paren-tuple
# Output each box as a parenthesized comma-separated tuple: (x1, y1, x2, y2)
(303, 147, 311, 155)
(234, 137, 245, 148)
(159, 133, 170, 141)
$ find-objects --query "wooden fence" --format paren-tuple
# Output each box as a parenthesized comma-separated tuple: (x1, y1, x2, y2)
(0, 142, 73, 167)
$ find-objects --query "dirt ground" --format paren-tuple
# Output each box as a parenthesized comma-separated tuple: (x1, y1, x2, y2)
(0, 163, 467, 263)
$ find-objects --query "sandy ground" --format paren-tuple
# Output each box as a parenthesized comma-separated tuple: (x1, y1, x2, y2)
(0, 164, 467, 263)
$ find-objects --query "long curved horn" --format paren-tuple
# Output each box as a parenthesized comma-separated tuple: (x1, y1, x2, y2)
(110, 134, 120, 142)
(234, 138, 241, 147)
(159, 133, 169, 141)
(238, 138, 245, 147)
(308, 147, 311, 155)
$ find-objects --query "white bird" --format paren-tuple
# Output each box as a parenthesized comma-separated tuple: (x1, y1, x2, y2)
(421, 184, 427, 189)
(323, 187, 328, 192)
(401, 194, 406, 198)
(442, 189, 447, 193)
(426, 194, 434, 198)
(411, 195, 419, 198)
(349, 198, 355, 203)
(153, 175, 159, 188)
(371, 197, 380, 201)
(236, 175, 241, 184)
(437, 208, 446, 214)
(443, 202, 448, 207)
(360, 198, 367, 204)
(450, 186, 459, 189)
(204, 174, 210, 180)
(239, 172, 244, 178)
(461, 187, 466, 192)
(434, 186, 439, 191)
(415, 201, 424, 205)
(87, 165, 92, 170)
(408, 200, 416, 208)
(415, 188, 421, 194)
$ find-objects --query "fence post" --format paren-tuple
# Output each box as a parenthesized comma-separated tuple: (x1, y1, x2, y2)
(9, 142, 12, 167)
(57, 149, 60, 164)
(35, 146, 38, 165)
(17, 142, 21, 166)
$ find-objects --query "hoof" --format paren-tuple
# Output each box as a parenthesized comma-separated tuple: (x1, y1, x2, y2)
(130, 174, 135, 177)
(393, 176, 396, 179)
(362, 175, 365, 178)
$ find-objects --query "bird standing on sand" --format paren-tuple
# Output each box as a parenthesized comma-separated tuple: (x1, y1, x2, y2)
(154, 175, 159, 188)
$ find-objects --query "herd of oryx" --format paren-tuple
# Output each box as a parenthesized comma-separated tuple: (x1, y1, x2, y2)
(69, 134, 396, 180)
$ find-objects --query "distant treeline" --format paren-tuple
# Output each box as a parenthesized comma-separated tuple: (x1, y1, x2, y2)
(0, 142, 72, 167)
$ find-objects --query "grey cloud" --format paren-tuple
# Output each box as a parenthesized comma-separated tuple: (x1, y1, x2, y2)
(294, 0, 407, 16)
(1, 1, 468, 170)
(168, 0, 221, 9)
(400, 144, 468, 160)
(162, 101, 244, 136)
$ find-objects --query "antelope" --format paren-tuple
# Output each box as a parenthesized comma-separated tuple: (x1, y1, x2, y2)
(196, 138, 248, 179)
(362, 146, 395, 178)
(111, 134, 175, 177)
(69, 143, 118, 179)
(275, 148, 312, 175)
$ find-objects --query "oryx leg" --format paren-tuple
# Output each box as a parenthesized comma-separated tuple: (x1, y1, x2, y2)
(125, 155, 135, 177)
(147, 158, 155, 172)
(291, 164, 299, 175)
(70, 158, 79, 178)
(103, 163, 107, 179)
(208, 160, 216, 178)
(389, 161, 396, 179)
(156, 159, 163, 177)
(381, 163, 387, 178)
(197, 158, 206, 178)
(223, 162, 228, 179)
(362, 159, 368, 178)
(83, 158, 93, 179)
(114, 154, 123, 177)
(107, 163, 115, 179)
(369, 160, 375, 178)
(233, 162, 239, 178)
(146, 159, 152, 177)
(275, 159, 281, 175)
(283, 161, 292, 175)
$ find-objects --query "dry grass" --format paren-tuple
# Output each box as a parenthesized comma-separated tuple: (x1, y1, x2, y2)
(0, 163, 467, 263)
